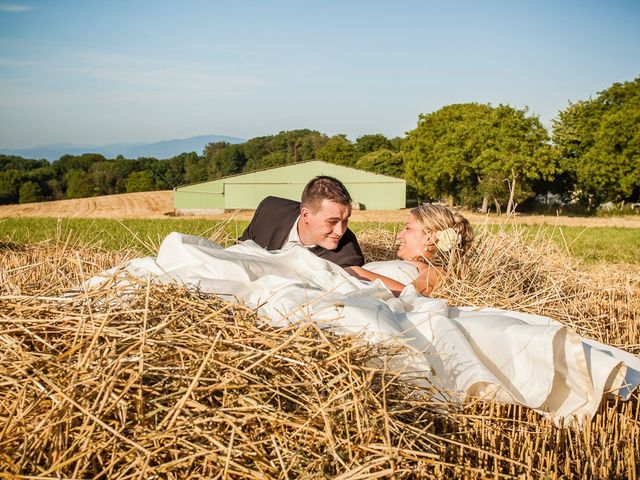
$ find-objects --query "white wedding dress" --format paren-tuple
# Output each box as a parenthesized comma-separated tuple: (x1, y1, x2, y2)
(86, 232, 640, 426)
(361, 260, 421, 284)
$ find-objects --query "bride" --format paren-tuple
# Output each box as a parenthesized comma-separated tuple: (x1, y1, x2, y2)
(85, 206, 640, 426)
(346, 204, 473, 296)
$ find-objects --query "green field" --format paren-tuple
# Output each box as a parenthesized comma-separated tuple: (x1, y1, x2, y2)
(485, 223, 640, 265)
(1, 217, 638, 265)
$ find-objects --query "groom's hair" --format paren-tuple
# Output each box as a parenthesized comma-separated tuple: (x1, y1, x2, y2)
(301, 176, 352, 212)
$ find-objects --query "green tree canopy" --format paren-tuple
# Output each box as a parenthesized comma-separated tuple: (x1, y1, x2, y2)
(0, 155, 48, 172)
(264, 129, 328, 164)
(203, 142, 230, 160)
(19, 181, 42, 204)
(354, 134, 393, 157)
(0, 169, 21, 204)
(553, 76, 640, 204)
(91, 159, 138, 195)
(65, 169, 95, 199)
(474, 105, 557, 212)
(53, 153, 106, 176)
(355, 148, 404, 178)
(209, 144, 247, 178)
(256, 151, 287, 169)
(403, 103, 558, 211)
(125, 170, 155, 193)
(241, 130, 328, 172)
(316, 134, 356, 167)
(203, 130, 329, 178)
(178, 152, 208, 184)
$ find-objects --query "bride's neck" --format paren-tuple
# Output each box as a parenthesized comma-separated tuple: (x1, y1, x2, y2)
(398, 250, 435, 263)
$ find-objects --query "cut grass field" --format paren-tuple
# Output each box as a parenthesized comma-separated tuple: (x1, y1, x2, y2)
(2, 216, 639, 265)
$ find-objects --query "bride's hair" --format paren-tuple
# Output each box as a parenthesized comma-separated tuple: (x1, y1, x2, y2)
(412, 203, 473, 267)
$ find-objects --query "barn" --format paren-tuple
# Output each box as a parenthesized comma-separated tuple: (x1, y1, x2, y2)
(173, 160, 405, 214)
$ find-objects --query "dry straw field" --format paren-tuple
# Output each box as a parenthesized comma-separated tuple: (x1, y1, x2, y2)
(1, 216, 639, 478)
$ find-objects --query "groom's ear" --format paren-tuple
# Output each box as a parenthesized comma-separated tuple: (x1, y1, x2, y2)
(300, 206, 310, 223)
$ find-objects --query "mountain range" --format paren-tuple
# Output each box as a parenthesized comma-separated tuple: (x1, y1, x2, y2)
(0, 134, 245, 161)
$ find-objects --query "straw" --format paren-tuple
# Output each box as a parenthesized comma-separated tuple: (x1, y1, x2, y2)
(1, 226, 638, 478)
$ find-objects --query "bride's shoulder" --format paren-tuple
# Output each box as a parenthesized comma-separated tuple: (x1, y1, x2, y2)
(405, 260, 427, 270)
(404, 260, 441, 275)
(363, 259, 411, 269)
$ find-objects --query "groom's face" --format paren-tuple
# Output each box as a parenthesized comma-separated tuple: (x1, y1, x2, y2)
(299, 199, 351, 250)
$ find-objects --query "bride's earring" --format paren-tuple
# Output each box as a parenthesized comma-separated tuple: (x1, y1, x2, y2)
(422, 242, 437, 261)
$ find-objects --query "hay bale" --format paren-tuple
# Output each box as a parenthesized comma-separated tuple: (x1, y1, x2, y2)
(1, 228, 639, 478)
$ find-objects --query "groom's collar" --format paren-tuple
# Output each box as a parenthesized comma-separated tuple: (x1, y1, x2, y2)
(282, 215, 317, 250)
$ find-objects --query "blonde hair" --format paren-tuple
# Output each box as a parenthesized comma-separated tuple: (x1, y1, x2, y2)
(410, 203, 473, 267)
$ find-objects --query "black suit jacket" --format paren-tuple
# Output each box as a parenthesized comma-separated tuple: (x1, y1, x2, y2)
(239, 196, 364, 267)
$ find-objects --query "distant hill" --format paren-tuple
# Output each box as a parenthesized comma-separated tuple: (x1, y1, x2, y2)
(0, 134, 245, 161)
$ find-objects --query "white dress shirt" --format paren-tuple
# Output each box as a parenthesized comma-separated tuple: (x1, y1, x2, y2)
(281, 215, 316, 250)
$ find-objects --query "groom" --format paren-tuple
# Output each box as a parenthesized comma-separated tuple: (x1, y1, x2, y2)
(238, 175, 365, 267)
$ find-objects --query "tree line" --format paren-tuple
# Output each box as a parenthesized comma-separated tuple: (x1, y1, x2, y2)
(1, 76, 638, 211)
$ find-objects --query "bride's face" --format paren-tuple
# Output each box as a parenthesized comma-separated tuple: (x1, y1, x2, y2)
(396, 214, 433, 260)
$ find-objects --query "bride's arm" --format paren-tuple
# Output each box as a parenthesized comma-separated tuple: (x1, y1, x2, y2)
(410, 265, 442, 296)
(345, 264, 444, 297)
(344, 266, 406, 296)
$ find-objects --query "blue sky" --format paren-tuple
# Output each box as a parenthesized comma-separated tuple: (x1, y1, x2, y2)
(0, 0, 638, 148)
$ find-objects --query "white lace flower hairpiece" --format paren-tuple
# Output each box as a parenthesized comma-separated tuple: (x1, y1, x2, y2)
(435, 228, 461, 252)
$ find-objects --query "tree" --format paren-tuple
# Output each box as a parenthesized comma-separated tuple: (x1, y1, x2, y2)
(0, 156, 52, 203)
(239, 130, 329, 172)
(265, 129, 329, 164)
(115, 158, 140, 193)
(241, 136, 271, 171)
(47, 178, 65, 200)
(553, 77, 640, 204)
(91, 159, 137, 195)
(316, 135, 356, 166)
(203, 130, 329, 176)
(354, 134, 393, 157)
(288, 129, 329, 162)
(473, 105, 558, 213)
(65, 169, 95, 199)
(403, 103, 558, 211)
(403, 103, 492, 205)
(203, 141, 230, 160)
(209, 145, 246, 178)
(355, 149, 404, 177)
(0, 169, 21, 204)
(19, 181, 42, 203)
(0, 155, 48, 172)
(256, 151, 287, 169)
(166, 153, 187, 186)
(389, 137, 404, 151)
(125, 171, 155, 193)
(53, 153, 106, 176)
(22, 166, 56, 201)
(179, 152, 208, 184)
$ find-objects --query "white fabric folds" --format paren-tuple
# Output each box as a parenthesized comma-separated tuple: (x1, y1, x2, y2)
(86, 232, 640, 426)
